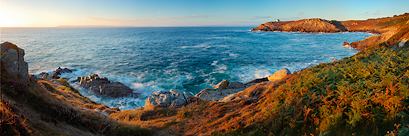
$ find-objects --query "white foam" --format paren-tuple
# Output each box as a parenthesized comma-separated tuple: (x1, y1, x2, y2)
(229, 53, 238, 57)
(211, 61, 218, 66)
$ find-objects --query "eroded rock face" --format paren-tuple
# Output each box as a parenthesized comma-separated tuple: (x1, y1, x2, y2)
(251, 18, 343, 33)
(74, 74, 138, 97)
(195, 80, 247, 101)
(268, 68, 291, 81)
(1, 42, 29, 81)
(144, 89, 194, 110)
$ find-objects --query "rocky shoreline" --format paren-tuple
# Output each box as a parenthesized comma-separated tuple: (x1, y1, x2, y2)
(30, 65, 292, 109)
(2, 13, 409, 135)
(32, 67, 140, 98)
(252, 13, 409, 50)
(2, 14, 408, 110)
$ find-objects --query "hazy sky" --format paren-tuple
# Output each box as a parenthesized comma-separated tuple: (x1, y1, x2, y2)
(0, 0, 408, 27)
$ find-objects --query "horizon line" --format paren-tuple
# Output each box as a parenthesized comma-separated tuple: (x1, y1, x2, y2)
(1, 25, 256, 28)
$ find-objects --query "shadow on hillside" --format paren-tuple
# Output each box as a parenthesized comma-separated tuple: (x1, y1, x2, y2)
(330, 21, 348, 31)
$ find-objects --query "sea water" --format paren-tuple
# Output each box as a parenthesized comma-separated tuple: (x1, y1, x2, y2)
(1, 27, 373, 110)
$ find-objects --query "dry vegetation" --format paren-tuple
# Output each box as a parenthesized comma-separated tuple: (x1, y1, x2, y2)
(1, 68, 151, 135)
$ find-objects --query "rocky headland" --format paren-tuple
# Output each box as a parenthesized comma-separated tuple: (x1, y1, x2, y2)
(252, 13, 409, 50)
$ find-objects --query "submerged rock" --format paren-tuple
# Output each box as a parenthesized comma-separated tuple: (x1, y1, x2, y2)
(144, 89, 194, 110)
(268, 68, 291, 81)
(36, 67, 73, 80)
(1, 42, 29, 81)
(74, 74, 138, 97)
(51, 67, 73, 79)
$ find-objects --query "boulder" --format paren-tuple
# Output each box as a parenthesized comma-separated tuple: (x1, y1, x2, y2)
(144, 89, 194, 110)
(1, 42, 29, 81)
(75, 74, 138, 97)
(195, 81, 247, 101)
(215, 79, 229, 89)
(268, 68, 291, 81)
(343, 41, 349, 46)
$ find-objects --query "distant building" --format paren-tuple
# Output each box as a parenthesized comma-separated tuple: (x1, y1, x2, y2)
(275, 19, 280, 22)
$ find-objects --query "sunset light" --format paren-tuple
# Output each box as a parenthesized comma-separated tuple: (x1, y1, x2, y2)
(0, 10, 17, 27)
(1, 0, 409, 135)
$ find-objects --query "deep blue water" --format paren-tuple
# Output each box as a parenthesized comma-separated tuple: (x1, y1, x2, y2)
(1, 27, 373, 109)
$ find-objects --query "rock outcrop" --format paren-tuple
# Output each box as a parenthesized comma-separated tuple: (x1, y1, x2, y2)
(73, 74, 138, 97)
(251, 18, 345, 33)
(343, 41, 349, 46)
(268, 68, 291, 81)
(195, 80, 247, 101)
(222, 81, 279, 102)
(244, 77, 269, 86)
(39, 67, 73, 80)
(144, 89, 194, 110)
(252, 13, 409, 50)
(1, 42, 29, 81)
(222, 68, 291, 102)
(215, 79, 229, 89)
(51, 67, 73, 79)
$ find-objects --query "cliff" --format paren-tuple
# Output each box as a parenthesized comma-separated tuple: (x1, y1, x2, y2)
(252, 13, 409, 50)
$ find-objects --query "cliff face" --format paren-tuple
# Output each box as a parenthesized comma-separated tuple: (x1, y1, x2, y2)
(1, 42, 29, 81)
(252, 13, 409, 50)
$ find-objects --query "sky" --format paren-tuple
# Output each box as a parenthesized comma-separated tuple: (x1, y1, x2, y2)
(0, 0, 408, 27)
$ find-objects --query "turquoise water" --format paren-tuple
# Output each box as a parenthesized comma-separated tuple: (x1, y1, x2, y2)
(1, 27, 373, 110)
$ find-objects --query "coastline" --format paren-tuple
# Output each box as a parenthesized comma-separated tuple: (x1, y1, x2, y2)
(252, 13, 409, 50)
(1, 13, 409, 135)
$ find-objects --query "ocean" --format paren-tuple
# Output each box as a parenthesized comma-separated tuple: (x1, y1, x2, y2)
(1, 27, 373, 110)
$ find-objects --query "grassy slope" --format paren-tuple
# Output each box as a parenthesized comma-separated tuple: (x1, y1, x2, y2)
(110, 47, 409, 136)
(0, 69, 152, 135)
